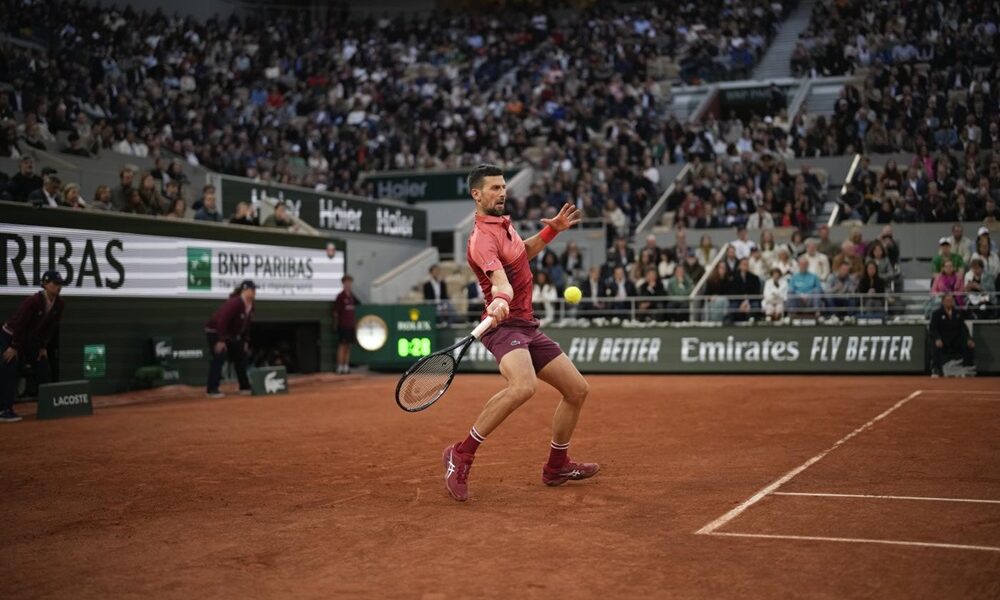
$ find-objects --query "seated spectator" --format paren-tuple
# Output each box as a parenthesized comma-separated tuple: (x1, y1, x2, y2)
(608, 237, 635, 270)
(580, 266, 607, 319)
(947, 224, 974, 265)
(121, 188, 152, 215)
(815, 223, 839, 259)
(759, 229, 778, 264)
(825, 262, 858, 316)
(762, 268, 788, 321)
(772, 246, 795, 277)
(857, 261, 887, 319)
(110, 166, 136, 211)
(932, 238, 965, 276)
(667, 230, 691, 264)
(787, 229, 806, 257)
(113, 130, 148, 157)
(604, 199, 628, 239)
(727, 258, 761, 322)
(262, 202, 294, 228)
(466, 280, 485, 317)
(683, 250, 705, 284)
(89, 185, 114, 211)
(748, 247, 769, 280)
(9, 156, 42, 202)
(60, 132, 90, 157)
(972, 234, 999, 279)
(665, 264, 694, 321)
(929, 293, 976, 378)
(731, 227, 757, 259)
(964, 258, 996, 319)
(641, 235, 663, 264)
(60, 182, 85, 209)
(533, 271, 558, 326)
(636, 268, 666, 320)
(163, 198, 190, 220)
(602, 265, 636, 318)
(695, 234, 716, 266)
(193, 190, 223, 222)
(832, 240, 863, 276)
(803, 240, 830, 281)
(138, 172, 164, 215)
(848, 227, 867, 257)
(560, 241, 585, 283)
(703, 262, 730, 323)
(229, 202, 259, 226)
(876, 226, 900, 265)
(28, 174, 61, 208)
(931, 260, 965, 307)
(746, 203, 774, 230)
(542, 252, 567, 293)
(787, 256, 824, 316)
(868, 240, 902, 293)
(655, 249, 677, 280)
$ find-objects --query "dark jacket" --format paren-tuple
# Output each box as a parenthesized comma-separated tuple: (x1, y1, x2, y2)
(9, 172, 42, 202)
(423, 279, 447, 302)
(929, 306, 968, 350)
(726, 271, 761, 297)
(205, 296, 253, 341)
(2, 291, 65, 351)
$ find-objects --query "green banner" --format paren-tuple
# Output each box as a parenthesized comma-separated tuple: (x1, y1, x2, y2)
(37, 380, 93, 419)
(973, 323, 1000, 374)
(250, 366, 289, 396)
(361, 169, 520, 202)
(219, 177, 427, 240)
(449, 325, 928, 374)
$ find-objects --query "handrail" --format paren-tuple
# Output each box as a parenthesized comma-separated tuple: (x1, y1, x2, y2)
(636, 163, 691, 236)
(691, 242, 731, 298)
(829, 153, 861, 227)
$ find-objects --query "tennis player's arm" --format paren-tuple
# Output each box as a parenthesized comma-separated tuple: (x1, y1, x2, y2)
(523, 233, 548, 261)
(487, 268, 513, 322)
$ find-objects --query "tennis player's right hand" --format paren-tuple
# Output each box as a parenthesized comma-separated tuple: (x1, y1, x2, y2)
(486, 297, 509, 323)
(2, 347, 16, 363)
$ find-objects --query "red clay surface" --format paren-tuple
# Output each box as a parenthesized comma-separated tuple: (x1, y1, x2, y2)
(2, 375, 999, 599)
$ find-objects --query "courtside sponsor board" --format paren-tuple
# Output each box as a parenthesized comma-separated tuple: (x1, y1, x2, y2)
(0, 224, 344, 300)
(36, 380, 93, 419)
(453, 325, 927, 373)
(250, 367, 289, 396)
(360, 168, 520, 201)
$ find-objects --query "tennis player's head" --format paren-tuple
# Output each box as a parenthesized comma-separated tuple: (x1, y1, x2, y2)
(468, 163, 506, 217)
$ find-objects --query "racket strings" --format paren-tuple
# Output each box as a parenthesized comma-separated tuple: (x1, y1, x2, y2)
(398, 354, 456, 409)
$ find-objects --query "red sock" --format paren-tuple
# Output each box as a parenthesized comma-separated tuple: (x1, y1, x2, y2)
(547, 441, 569, 469)
(456, 426, 485, 455)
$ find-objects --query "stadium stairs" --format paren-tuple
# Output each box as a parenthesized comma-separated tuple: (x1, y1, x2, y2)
(753, 0, 819, 81)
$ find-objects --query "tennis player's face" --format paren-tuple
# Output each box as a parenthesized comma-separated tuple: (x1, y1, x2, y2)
(474, 176, 507, 216)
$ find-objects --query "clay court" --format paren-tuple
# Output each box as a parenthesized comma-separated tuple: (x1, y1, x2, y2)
(3, 374, 999, 599)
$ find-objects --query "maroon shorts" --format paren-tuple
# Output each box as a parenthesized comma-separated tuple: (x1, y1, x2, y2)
(480, 322, 563, 373)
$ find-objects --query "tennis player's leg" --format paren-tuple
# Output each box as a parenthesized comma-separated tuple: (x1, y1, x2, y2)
(443, 347, 536, 501)
(536, 352, 599, 486)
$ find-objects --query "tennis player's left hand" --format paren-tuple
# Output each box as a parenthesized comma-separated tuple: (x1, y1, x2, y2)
(542, 202, 582, 232)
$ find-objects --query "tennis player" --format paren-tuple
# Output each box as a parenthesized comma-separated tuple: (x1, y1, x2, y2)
(443, 164, 598, 501)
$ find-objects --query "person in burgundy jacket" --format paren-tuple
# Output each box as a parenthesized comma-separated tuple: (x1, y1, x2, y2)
(333, 274, 360, 374)
(204, 280, 256, 397)
(1, 270, 66, 422)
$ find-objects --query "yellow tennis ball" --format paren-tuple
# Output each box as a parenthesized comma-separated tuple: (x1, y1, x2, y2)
(563, 285, 582, 304)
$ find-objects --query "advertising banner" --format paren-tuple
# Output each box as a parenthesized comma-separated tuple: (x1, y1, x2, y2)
(36, 380, 93, 419)
(449, 325, 928, 374)
(1, 223, 344, 300)
(219, 177, 427, 240)
(360, 169, 520, 202)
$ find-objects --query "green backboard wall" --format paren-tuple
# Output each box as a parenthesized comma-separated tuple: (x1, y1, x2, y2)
(354, 304, 437, 370)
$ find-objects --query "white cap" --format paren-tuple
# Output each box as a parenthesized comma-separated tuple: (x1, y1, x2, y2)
(978, 226, 990, 237)
(938, 237, 951, 246)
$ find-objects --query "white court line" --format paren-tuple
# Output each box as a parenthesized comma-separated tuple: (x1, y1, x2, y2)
(695, 390, 924, 535)
(919, 389, 1000, 395)
(772, 492, 1000, 505)
(709, 531, 1000, 553)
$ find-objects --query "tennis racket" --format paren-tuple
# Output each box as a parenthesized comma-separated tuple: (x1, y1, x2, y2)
(395, 317, 495, 412)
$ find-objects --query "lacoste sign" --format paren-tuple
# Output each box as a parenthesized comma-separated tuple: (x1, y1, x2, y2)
(36, 380, 94, 419)
(250, 367, 289, 396)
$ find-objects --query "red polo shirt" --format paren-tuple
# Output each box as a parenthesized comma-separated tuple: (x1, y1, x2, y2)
(467, 214, 536, 325)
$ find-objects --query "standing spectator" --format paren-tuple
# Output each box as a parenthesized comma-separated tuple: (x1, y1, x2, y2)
(857, 261, 887, 318)
(825, 262, 858, 316)
(787, 256, 824, 316)
(110, 166, 136, 211)
(333, 275, 360, 375)
(579, 266, 607, 319)
(929, 293, 975, 378)
(964, 258, 995, 318)
(730, 227, 757, 259)
(636, 268, 666, 320)
(533, 270, 558, 326)
(423, 264, 452, 324)
(203, 280, 255, 398)
(727, 258, 761, 322)
(0, 271, 66, 422)
(194, 190, 223, 222)
(762, 268, 788, 321)
(932, 239, 965, 276)
(89, 185, 115, 211)
(971, 235, 999, 278)
(665, 264, 694, 321)
(947, 224, 973, 264)
(603, 265, 636, 318)
(815, 223, 839, 259)
(229, 201, 259, 226)
(28, 174, 61, 208)
(833, 240, 863, 276)
(803, 240, 830, 280)
(262, 203, 294, 228)
(9, 156, 42, 202)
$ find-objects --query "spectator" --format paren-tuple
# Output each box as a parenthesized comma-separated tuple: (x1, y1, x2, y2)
(703, 262, 730, 323)
(641, 235, 663, 264)
(730, 227, 757, 259)
(787, 256, 824, 316)
(424, 265, 452, 324)
(9, 156, 42, 202)
(857, 261, 887, 318)
(932, 239, 965, 276)
(110, 166, 136, 212)
(931, 260, 965, 306)
(60, 183, 85, 210)
(746, 202, 774, 230)
(560, 241, 585, 283)
(762, 268, 788, 321)
(877, 226, 900, 265)
(533, 271, 558, 326)
(947, 224, 974, 264)
(138, 172, 164, 215)
(748, 247, 769, 280)
(964, 258, 996, 318)
(787, 230, 806, 257)
(609, 238, 635, 270)
(727, 258, 761, 322)
(466, 280, 485, 318)
(772, 246, 795, 277)
(665, 264, 694, 321)
(229, 202, 259, 227)
(113, 130, 148, 157)
(636, 268, 667, 320)
(542, 252, 567, 293)
(89, 185, 114, 211)
(803, 240, 830, 280)
(604, 199, 628, 239)
(722, 245, 739, 273)
(929, 293, 975, 378)
(603, 265, 636, 318)
(60, 132, 90, 158)
(695, 234, 716, 266)
(580, 266, 607, 319)
(815, 223, 839, 259)
(121, 188, 152, 215)
(654, 248, 677, 280)
(667, 230, 691, 264)
(163, 198, 190, 220)
(759, 230, 778, 265)
(972, 234, 1000, 278)
(825, 261, 859, 316)
(333, 275, 361, 375)
(868, 240, 902, 293)
(682, 250, 705, 283)
(193, 191, 223, 222)
(832, 240, 863, 276)
(27, 174, 61, 208)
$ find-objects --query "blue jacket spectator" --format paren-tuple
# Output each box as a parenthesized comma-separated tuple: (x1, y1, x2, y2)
(787, 257, 823, 314)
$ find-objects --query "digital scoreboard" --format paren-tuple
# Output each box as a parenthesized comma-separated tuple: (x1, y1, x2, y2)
(353, 305, 438, 369)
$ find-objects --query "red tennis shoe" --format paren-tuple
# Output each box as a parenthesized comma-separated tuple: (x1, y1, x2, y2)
(542, 458, 600, 487)
(442, 443, 474, 502)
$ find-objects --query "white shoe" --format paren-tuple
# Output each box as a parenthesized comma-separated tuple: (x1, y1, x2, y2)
(206, 392, 225, 399)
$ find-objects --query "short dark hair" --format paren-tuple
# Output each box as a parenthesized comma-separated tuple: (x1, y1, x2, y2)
(342, 274, 354, 283)
(467, 163, 503, 193)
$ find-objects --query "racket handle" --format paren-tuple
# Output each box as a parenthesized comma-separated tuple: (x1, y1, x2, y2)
(471, 316, 495, 339)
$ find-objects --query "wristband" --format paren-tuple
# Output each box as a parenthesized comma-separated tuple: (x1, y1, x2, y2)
(493, 291, 513, 305)
(540, 226, 557, 243)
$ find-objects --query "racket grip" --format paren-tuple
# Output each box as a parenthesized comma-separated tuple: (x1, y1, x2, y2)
(471, 317, 495, 339)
